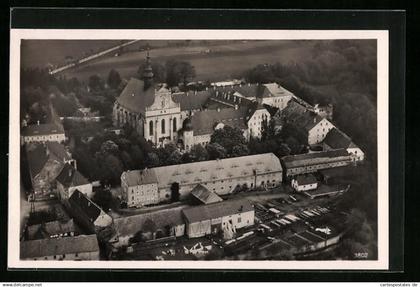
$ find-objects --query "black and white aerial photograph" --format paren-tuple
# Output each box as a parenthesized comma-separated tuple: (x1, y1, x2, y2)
(9, 29, 389, 269)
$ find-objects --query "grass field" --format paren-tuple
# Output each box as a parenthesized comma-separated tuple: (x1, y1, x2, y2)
(22, 40, 316, 83)
(63, 40, 315, 82)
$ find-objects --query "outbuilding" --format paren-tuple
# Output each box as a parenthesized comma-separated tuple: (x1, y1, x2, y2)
(291, 174, 318, 192)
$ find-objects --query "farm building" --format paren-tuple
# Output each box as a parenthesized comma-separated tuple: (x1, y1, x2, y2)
(281, 149, 353, 178)
(56, 163, 92, 200)
(182, 199, 254, 238)
(291, 174, 318, 192)
(121, 153, 282, 207)
(113, 206, 185, 247)
(279, 100, 335, 145)
(25, 142, 75, 198)
(25, 219, 80, 240)
(323, 128, 364, 162)
(20, 234, 100, 261)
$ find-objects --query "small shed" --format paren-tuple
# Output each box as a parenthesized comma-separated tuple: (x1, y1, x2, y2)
(291, 174, 318, 192)
(190, 184, 223, 205)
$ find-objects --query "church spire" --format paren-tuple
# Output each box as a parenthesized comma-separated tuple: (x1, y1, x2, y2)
(142, 49, 154, 90)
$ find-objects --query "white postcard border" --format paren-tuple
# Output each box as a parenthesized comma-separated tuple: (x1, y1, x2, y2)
(8, 29, 389, 270)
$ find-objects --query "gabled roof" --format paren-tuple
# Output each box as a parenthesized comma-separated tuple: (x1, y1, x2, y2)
(295, 174, 317, 186)
(56, 164, 90, 188)
(263, 83, 294, 98)
(323, 128, 356, 149)
(68, 190, 101, 223)
(282, 149, 351, 169)
(114, 206, 185, 237)
(281, 100, 325, 132)
(182, 199, 253, 223)
(172, 90, 211, 111)
(26, 144, 49, 176)
(115, 78, 155, 114)
(125, 153, 282, 189)
(26, 219, 78, 240)
(190, 107, 249, 136)
(191, 184, 223, 204)
(20, 234, 99, 259)
(46, 142, 71, 161)
(121, 169, 157, 187)
(22, 123, 65, 137)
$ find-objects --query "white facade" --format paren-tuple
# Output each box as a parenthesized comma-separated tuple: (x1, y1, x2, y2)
(291, 179, 318, 192)
(247, 108, 271, 139)
(124, 182, 159, 207)
(308, 118, 335, 145)
(347, 147, 365, 162)
(143, 87, 182, 147)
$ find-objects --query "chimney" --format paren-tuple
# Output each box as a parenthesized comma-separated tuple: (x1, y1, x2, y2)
(313, 118, 316, 124)
(37, 120, 40, 125)
(217, 107, 220, 112)
(248, 83, 250, 87)
(206, 87, 208, 91)
(235, 104, 238, 110)
(68, 168, 73, 177)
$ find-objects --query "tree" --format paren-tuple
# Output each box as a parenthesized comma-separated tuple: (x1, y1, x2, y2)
(92, 188, 114, 211)
(146, 152, 160, 167)
(167, 150, 182, 165)
(165, 60, 196, 87)
(231, 144, 250, 157)
(261, 117, 276, 141)
(107, 69, 122, 89)
(88, 74, 104, 91)
(206, 143, 227, 160)
(189, 144, 209, 162)
(100, 140, 119, 155)
(210, 126, 247, 155)
(98, 154, 123, 186)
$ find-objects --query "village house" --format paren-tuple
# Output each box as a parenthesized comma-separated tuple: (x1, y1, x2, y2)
(25, 142, 75, 197)
(182, 199, 255, 238)
(56, 163, 92, 200)
(67, 190, 114, 242)
(281, 149, 353, 178)
(20, 234, 100, 261)
(21, 122, 66, 145)
(280, 100, 335, 145)
(291, 174, 318, 192)
(112, 206, 185, 248)
(323, 128, 365, 162)
(120, 153, 283, 208)
(25, 219, 80, 240)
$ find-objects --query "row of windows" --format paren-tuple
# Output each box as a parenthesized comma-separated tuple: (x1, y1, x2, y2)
(149, 118, 177, 136)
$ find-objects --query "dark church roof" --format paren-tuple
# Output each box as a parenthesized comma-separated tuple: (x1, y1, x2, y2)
(115, 78, 155, 114)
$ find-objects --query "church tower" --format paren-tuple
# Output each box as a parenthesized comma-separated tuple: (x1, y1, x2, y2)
(142, 50, 154, 90)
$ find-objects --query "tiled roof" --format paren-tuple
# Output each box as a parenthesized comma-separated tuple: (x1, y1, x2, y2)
(68, 190, 101, 223)
(22, 123, 65, 137)
(26, 219, 78, 240)
(282, 149, 351, 169)
(172, 90, 211, 111)
(121, 169, 158, 187)
(263, 83, 294, 98)
(114, 206, 185, 237)
(281, 100, 324, 132)
(182, 199, 253, 223)
(295, 174, 317, 186)
(20, 234, 99, 259)
(115, 78, 155, 114)
(151, 153, 282, 189)
(46, 142, 71, 161)
(191, 184, 223, 204)
(323, 128, 356, 149)
(26, 144, 49, 176)
(190, 107, 249, 136)
(56, 164, 90, 188)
